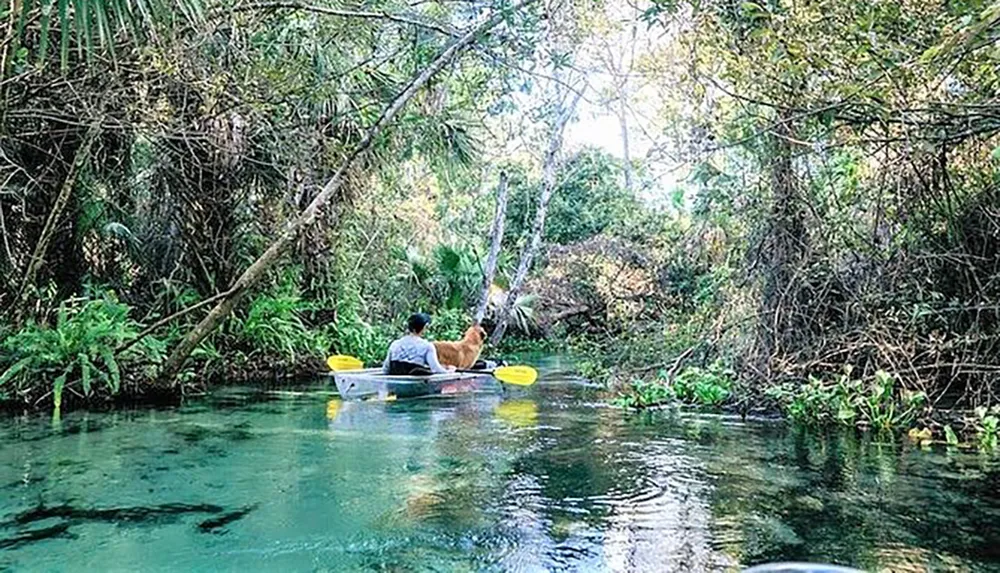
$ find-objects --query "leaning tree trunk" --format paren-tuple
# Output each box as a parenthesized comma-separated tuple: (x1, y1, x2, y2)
(157, 0, 536, 385)
(617, 96, 633, 194)
(14, 116, 103, 319)
(490, 86, 584, 345)
(474, 171, 509, 324)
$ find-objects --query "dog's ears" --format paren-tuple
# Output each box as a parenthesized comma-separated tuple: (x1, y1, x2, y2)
(469, 322, 486, 341)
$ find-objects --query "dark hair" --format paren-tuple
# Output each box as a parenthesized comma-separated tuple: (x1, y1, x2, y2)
(407, 313, 431, 333)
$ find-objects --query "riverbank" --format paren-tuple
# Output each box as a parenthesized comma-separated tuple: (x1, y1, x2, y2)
(2, 310, 996, 454)
(603, 357, 1000, 451)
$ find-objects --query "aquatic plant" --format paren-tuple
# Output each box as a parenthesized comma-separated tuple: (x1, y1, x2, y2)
(938, 409, 997, 452)
(611, 378, 675, 409)
(973, 407, 999, 450)
(576, 359, 611, 383)
(613, 361, 733, 409)
(766, 368, 926, 432)
(671, 361, 733, 406)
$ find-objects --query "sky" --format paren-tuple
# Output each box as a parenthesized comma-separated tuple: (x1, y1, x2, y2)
(489, 0, 688, 210)
(563, 84, 683, 209)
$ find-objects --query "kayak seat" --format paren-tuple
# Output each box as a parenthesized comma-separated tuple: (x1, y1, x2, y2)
(387, 361, 433, 376)
(473, 358, 507, 370)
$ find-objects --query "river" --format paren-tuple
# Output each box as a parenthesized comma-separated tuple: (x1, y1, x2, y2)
(2, 357, 999, 571)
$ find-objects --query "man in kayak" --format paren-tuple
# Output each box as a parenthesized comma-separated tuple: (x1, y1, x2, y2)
(382, 313, 455, 375)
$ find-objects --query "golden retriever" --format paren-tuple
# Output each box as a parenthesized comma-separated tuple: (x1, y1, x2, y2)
(433, 324, 487, 369)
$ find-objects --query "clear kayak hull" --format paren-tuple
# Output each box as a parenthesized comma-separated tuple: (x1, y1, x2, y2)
(330, 368, 500, 400)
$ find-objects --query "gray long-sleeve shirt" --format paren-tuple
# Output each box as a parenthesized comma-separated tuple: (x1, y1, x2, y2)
(381, 334, 448, 374)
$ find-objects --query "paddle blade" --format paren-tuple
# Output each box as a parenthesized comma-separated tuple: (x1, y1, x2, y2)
(327, 355, 364, 372)
(326, 399, 343, 421)
(495, 399, 538, 427)
(493, 365, 538, 386)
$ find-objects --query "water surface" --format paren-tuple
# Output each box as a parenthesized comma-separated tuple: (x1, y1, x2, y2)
(2, 359, 999, 571)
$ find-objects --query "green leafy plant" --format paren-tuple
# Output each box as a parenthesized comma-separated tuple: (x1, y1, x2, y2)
(434, 244, 481, 310)
(672, 361, 733, 406)
(487, 288, 539, 336)
(232, 287, 326, 363)
(612, 378, 675, 409)
(576, 359, 611, 383)
(612, 361, 734, 409)
(13, 0, 204, 69)
(425, 307, 471, 342)
(0, 293, 162, 409)
(767, 368, 926, 431)
(944, 425, 960, 446)
(974, 407, 999, 450)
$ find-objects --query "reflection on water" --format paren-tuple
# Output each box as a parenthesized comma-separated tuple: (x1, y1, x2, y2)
(2, 357, 999, 571)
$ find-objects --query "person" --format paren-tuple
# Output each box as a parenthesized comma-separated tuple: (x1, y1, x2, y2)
(382, 313, 454, 375)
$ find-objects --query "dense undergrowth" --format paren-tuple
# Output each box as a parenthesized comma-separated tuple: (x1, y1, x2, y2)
(0, 293, 165, 409)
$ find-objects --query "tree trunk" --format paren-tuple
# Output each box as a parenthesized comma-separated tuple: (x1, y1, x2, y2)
(15, 116, 103, 316)
(490, 86, 583, 345)
(157, 0, 536, 385)
(621, 23, 636, 194)
(604, 22, 636, 194)
(617, 96, 633, 194)
(755, 117, 807, 377)
(474, 171, 509, 324)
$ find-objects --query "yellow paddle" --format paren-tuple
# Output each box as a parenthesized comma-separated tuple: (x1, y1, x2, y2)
(327, 354, 364, 372)
(326, 354, 537, 386)
(460, 365, 538, 386)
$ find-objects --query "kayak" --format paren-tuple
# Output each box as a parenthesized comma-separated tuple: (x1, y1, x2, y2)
(330, 368, 501, 401)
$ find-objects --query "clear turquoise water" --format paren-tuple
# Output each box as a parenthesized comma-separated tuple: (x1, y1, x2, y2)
(2, 358, 1000, 572)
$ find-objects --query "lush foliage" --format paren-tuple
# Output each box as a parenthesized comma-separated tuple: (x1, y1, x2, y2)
(0, 293, 164, 408)
(504, 150, 648, 246)
(231, 286, 328, 364)
(765, 369, 928, 432)
(5, 0, 1000, 437)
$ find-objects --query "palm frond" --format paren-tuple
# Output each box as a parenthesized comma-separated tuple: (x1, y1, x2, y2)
(14, 0, 205, 69)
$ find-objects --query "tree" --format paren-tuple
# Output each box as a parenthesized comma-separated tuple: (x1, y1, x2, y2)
(157, 0, 538, 384)
(474, 171, 509, 324)
(491, 78, 584, 345)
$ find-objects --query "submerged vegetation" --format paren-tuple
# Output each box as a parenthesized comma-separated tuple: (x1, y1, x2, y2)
(2, 0, 1000, 449)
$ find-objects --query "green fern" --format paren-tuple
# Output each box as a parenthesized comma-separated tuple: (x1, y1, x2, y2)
(0, 292, 160, 409)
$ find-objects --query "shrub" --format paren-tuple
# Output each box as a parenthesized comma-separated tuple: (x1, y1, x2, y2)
(425, 307, 471, 342)
(329, 312, 393, 366)
(0, 293, 164, 409)
(232, 287, 326, 363)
